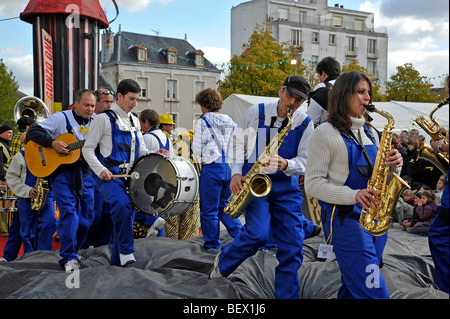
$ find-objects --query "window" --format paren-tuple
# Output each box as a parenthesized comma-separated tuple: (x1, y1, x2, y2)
(333, 15, 343, 28)
(137, 78, 148, 98)
(195, 81, 205, 95)
(367, 61, 376, 76)
(195, 50, 204, 68)
(137, 44, 147, 62)
(368, 39, 376, 54)
(278, 8, 289, 20)
(354, 19, 364, 31)
(312, 32, 319, 43)
(347, 36, 355, 51)
(167, 79, 177, 100)
(299, 11, 306, 24)
(168, 47, 177, 65)
(291, 30, 301, 46)
(329, 34, 336, 45)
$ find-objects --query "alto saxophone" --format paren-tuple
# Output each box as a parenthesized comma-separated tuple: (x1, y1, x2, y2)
(224, 108, 294, 219)
(411, 97, 449, 174)
(31, 177, 50, 212)
(360, 105, 410, 236)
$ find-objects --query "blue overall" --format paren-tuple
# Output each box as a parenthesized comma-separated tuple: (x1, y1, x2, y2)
(199, 117, 242, 250)
(18, 150, 56, 254)
(219, 104, 310, 299)
(95, 112, 140, 267)
(428, 170, 449, 293)
(319, 126, 390, 299)
(53, 113, 95, 266)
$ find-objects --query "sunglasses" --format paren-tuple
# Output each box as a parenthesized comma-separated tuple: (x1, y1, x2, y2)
(96, 90, 115, 97)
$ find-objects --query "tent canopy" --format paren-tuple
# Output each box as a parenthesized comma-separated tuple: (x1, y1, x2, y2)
(222, 94, 449, 136)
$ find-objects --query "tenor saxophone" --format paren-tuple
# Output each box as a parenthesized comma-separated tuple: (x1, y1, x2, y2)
(224, 108, 294, 219)
(31, 177, 50, 212)
(360, 105, 410, 236)
(411, 97, 449, 174)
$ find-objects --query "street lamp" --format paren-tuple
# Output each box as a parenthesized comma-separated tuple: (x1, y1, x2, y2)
(290, 59, 298, 75)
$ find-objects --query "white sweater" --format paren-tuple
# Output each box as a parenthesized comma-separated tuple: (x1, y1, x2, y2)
(304, 117, 381, 205)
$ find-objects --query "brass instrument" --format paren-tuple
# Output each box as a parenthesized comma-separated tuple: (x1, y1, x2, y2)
(360, 105, 410, 236)
(14, 96, 51, 211)
(14, 96, 50, 123)
(31, 178, 50, 212)
(224, 108, 294, 219)
(411, 98, 449, 174)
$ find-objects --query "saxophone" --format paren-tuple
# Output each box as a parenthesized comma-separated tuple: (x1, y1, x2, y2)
(31, 177, 50, 212)
(360, 105, 410, 236)
(411, 98, 449, 174)
(224, 108, 294, 219)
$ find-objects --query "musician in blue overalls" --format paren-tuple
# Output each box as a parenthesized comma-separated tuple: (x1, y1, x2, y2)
(83, 79, 153, 267)
(305, 71, 403, 298)
(26, 89, 96, 272)
(212, 76, 314, 299)
(192, 88, 242, 250)
(429, 125, 449, 293)
(6, 148, 56, 255)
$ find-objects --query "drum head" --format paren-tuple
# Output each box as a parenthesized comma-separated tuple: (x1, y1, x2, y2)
(128, 153, 178, 215)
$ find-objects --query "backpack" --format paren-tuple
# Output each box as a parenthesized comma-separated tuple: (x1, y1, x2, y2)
(308, 81, 333, 111)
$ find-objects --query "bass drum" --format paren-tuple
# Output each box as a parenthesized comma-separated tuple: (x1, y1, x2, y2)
(127, 153, 199, 216)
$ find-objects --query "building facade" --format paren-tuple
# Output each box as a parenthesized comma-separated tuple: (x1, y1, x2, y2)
(100, 27, 222, 130)
(231, 0, 388, 87)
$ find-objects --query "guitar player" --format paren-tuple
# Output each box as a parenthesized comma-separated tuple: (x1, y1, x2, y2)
(26, 89, 96, 273)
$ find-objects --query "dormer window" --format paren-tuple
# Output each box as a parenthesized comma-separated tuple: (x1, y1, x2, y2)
(195, 50, 204, 68)
(168, 47, 178, 65)
(137, 44, 147, 62)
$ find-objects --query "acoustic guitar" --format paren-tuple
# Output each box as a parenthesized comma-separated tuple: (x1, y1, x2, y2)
(25, 133, 85, 178)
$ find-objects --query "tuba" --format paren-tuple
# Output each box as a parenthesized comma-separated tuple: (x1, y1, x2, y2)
(31, 178, 50, 211)
(14, 96, 50, 123)
(360, 105, 410, 236)
(411, 98, 449, 174)
(224, 108, 294, 219)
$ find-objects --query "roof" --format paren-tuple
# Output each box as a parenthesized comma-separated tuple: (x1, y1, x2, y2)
(20, 0, 109, 28)
(110, 31, 220, 72)
(222, 94, 449, 133)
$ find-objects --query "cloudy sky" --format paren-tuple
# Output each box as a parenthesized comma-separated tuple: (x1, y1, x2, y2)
(0, 0, 448, 95)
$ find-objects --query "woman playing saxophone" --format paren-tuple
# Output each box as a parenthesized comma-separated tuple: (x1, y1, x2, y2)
(305, 71, 403, 299)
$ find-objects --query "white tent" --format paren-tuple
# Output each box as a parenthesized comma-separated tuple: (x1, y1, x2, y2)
(222, 94, 449, 136)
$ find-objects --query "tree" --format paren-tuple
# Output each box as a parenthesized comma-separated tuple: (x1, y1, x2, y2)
(218, 22, 303, 99)
(385, 63, 434, 102)
(0, 59, 19, 129)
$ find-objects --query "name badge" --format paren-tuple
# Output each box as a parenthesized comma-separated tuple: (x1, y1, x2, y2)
(317, 244, 333, 260)
(78, 124, 89, 134)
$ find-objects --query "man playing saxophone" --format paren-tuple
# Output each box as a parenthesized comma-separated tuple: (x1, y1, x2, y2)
(211, 76, 314, 299)
(305, 71, 403, 299)
(4, 127, 56, 258)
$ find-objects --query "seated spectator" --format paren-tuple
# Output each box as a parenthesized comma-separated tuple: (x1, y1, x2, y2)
(434, 175, 445, 203)
(393, 188, 414, 225)
(402, 190, 437, 235)
(402, 175, 423, 194)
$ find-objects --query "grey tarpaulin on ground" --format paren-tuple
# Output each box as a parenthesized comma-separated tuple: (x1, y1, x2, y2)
(0, 226, 447, 299)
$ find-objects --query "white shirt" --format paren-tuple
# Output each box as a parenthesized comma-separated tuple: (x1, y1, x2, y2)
(5, 150, 32, 198)
(142, 128, 174, 156)
(229, 101, 314, 177)
(82, 104, 150, 177)
(192, 112, 237, 164)
(39, 110, 92, 141)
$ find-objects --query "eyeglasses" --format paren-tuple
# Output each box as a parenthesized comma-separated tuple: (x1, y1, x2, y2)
(96, 90, 115, 97)
(283, 87, 304, 103)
